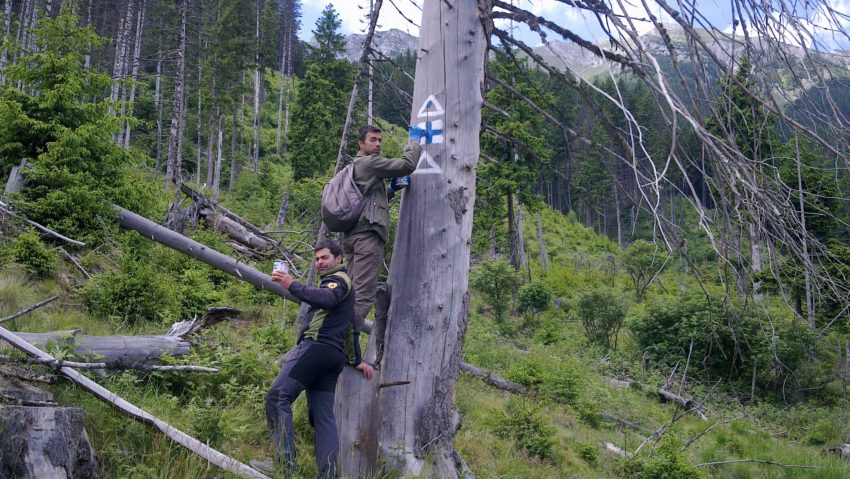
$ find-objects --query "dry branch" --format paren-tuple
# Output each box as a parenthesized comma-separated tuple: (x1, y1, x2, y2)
(694, 459, 817, 469)
(0, 200, 86, 247)
(0, 355, 218, 373)
(58, 247, 91, 279)
(0, 296, 60, 325)
(0, 325, 270, 479)
(682, 415, 746, 451)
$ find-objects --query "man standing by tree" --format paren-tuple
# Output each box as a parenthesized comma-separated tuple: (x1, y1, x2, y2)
(255, 240, 372, 478)
(344, 125, 422, 334)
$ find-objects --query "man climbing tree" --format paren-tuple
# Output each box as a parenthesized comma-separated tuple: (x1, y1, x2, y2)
(334, 1, 491, 478)
(343, 125, 421, 337)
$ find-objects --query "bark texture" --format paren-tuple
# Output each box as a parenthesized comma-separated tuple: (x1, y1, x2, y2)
(376, 0, 489, 476)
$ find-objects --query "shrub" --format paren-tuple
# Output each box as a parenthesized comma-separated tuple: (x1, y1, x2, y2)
(622, 437, 703, 479)
(83, 257, 180, 324)
(622, 240, 667, 300)
(177, 268, 226, 319)
(517, 282, 551, 327)
(506, 351, 584, 404)
(576, 288, 627, 349)
(627, 290, 811, 395)
(574, 440, 598, 462)
(492, 398, 559, 461)
(470, 260, 517, 323)
(10, 229, 56, 278)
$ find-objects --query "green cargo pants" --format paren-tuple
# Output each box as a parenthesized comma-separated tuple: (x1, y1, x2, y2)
(342, 230, 385, 333)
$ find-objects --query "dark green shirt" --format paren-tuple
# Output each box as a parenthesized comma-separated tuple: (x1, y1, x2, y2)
(347, 141, 421, 242)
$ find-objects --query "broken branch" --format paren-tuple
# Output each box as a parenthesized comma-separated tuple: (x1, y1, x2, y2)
(0, 295, 60, 325)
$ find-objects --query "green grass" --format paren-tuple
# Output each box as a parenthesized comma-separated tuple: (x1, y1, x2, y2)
(2, 201, 850, 479)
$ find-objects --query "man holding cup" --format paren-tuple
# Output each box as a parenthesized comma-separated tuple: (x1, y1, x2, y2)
(255, 240, 373, 478)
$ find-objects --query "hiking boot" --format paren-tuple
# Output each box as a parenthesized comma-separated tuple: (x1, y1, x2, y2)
(249, 458, 292, 478)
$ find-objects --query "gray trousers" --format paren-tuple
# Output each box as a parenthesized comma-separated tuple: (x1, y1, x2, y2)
(265, 341, 344, 478)
(343, 230, 385, 332)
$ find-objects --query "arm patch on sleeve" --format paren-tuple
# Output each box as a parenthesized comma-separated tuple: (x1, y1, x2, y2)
(327, 282, 338, 289)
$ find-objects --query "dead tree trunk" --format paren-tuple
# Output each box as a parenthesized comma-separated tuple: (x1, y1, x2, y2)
(122, 0, 146, 149)
(339, 1, 490, 476)
(515, 189, 527, 271)
(250, 0, 262, 172)
(0, 0, 12, 85)
(165, 0, 188, 188)
(537, 213, 548, 272)
(212, 115, 223, 201)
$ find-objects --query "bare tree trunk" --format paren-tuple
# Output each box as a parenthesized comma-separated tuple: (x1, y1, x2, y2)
(507, 191, 518, 269)
(205, 117, 215, 186)
(795, 135, 815, 327)
(122, 0, 146, 149)
(195, 43, 203, 184)
(229, 110, 239, 195)
(614, 183, 623, 248)
(153, 49, 163, 179)
(489, 225, 497, 259)
(165, 0, 189, 188)
(212, 115, 223, 201)
(281, 16, 294, 153)
(0, 0, 12, 85)
(346, 1, 489, 477)
(83, 0, 92, 68)
(516, 189, 527, 271)
(749, 222, 762, 301)
(110, 0, 134, 107)
(251, 0, 261, 173)
(275, 192, 289, 227)
(275, 65, 285, 155)
(537, 214, 548, 271)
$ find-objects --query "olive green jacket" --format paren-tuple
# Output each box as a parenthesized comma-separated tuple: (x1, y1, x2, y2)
(347, 141, 421, 242)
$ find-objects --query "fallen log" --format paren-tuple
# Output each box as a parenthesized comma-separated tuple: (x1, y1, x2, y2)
(659, 388, 708, 420)
(167, 184, 277, 252)
(0, 325, 269, 479)
(459, 362, 527, 394)
(598, 412, 651, 435)
(114, 206, 298, 303)
(5, 307, 239, 366)
(827, 444, 850, 462)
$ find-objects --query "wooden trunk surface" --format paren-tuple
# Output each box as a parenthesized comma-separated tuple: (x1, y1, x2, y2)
(10, 332, 190, 365)
(376, 0, 488, 475)
(0, 406, 99, 479)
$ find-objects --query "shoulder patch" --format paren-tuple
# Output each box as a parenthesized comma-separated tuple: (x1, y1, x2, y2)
(327, 282, 338, 289)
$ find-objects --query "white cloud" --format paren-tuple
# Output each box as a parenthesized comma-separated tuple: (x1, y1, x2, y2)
(301, 0, 422, 38)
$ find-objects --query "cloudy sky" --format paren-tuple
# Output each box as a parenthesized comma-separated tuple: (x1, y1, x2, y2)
(298, 0, 850, 52)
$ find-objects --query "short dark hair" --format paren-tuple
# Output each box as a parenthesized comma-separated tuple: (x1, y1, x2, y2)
(314, 240, 343, 258)
(357, 125, 382, 142)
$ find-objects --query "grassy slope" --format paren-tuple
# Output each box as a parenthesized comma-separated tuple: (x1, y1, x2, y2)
(2, 205, 849, 478)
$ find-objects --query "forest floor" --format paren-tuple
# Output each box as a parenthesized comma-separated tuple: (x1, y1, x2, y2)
(2, 209, 849, 478)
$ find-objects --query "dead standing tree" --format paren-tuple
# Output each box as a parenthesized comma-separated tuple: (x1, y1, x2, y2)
(334, 0, 490, 477)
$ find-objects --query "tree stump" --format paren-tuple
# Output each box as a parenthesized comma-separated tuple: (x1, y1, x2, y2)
(0, 376, 99, 478)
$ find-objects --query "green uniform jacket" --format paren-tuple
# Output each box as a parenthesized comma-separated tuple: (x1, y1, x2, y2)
(348, 141, 421, 242)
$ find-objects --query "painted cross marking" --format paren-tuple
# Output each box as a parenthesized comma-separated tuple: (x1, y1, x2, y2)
(416, 119, 444, 144)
